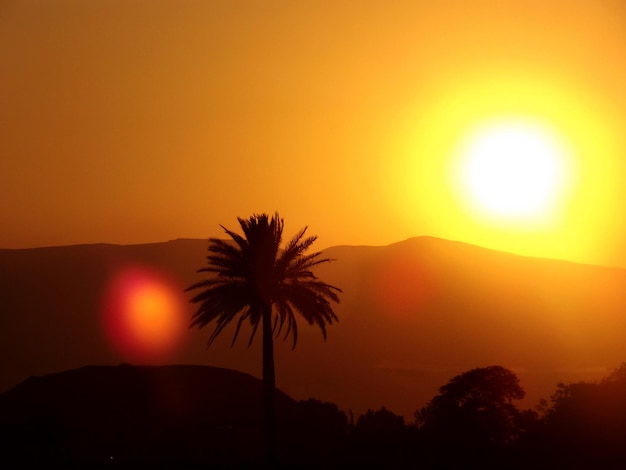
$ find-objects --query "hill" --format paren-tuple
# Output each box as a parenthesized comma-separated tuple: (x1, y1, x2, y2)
(1, 236, 625, 418)
(0, 364, 297, 463)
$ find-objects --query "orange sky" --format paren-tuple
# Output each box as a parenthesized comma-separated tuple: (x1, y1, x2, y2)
(1, 0, 625, 267)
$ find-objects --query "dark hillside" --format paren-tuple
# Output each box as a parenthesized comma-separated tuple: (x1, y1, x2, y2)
(0, 364, 297, 464)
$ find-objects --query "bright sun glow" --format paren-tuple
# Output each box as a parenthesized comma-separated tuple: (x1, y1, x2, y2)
(455, 120, 574, 225)
(393, 70, 616, 263)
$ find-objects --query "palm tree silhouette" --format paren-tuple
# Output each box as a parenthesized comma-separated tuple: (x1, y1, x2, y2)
(186, 213, 341, 462)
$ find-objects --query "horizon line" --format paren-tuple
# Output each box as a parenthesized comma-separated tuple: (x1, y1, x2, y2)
(1, 235, 623, 271)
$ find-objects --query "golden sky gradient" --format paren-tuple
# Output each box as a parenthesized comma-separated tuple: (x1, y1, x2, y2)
(1, 0, 625, 267)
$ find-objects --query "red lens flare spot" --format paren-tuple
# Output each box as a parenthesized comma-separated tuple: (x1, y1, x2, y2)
(368, 252, 437, 318)
(102, 266, 186, 363)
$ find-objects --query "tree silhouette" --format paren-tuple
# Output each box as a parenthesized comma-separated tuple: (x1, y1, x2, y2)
(536, 362, 626, 468)
(356, 407, 405, 434)
(352, 407, 409, 465)
(415, 365, 525, 465)
(186, 213, 341, 462)
(285, 399, 350, 463)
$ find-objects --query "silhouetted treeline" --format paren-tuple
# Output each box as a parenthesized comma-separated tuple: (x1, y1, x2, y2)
(4, 364, 626, 467)
(516, 363, 626, 469)
(286, 363, 626, 468)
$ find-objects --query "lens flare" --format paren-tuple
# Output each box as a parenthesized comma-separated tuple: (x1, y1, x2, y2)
(368, 249, 438, 318)
(101, 266, 186, 362)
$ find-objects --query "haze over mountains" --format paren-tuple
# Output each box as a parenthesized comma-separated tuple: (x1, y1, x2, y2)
(1, 236, 625, 419)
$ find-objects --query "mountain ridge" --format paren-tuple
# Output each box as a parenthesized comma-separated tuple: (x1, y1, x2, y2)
(3, 235, 620, 271)
(1, 235, 625, 419)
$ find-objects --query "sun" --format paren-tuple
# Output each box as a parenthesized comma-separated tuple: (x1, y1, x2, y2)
(454, 120, 573, 225)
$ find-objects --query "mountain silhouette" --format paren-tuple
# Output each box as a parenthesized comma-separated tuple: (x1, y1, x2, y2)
(1, 236, 625, 418)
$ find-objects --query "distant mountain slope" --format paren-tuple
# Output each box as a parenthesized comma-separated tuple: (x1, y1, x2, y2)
(0, 364, 297, 463)
(0, 239, 208, 393)
(1, 237, 625, 419)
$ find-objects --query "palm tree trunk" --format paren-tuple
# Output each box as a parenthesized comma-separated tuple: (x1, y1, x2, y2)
(261, 304, 276, 463)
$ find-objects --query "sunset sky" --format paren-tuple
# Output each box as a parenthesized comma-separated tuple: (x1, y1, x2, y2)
(2, 0, 625, 267)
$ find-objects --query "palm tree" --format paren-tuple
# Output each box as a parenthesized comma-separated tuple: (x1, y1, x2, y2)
(186, 213, 341, 462)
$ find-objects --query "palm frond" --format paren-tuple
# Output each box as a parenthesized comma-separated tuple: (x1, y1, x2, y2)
(231, 307, 252, 347)
(275, 298, 299, 348)
(188, 281, 251, 328)
(247, 305, 262, 347)
(293, 279, 342, 303)
(220, 225, 249, 254)
(277, 281, 340, 342)
(281, 226, 314, 251)
(275, 227, 311, 266)
(184, 278, 220, 293)
(187, 213, 340, 350)
(206, 311, 239, 346)
(287, 251, 335, 277)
